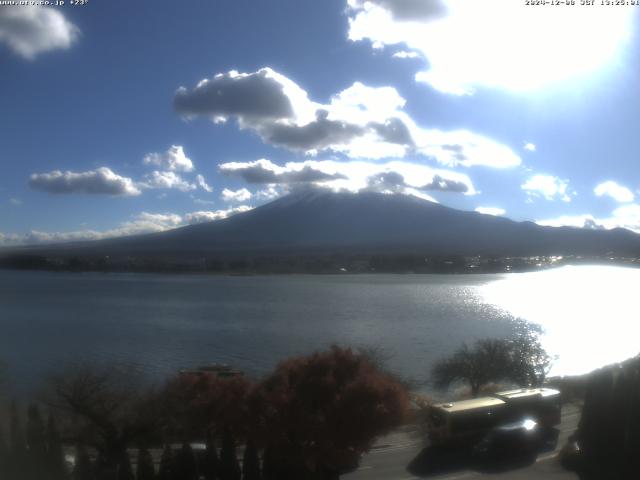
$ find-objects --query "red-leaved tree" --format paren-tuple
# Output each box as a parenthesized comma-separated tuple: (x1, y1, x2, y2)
(160, 373, 257, 441)
(258, 346, 410, 480)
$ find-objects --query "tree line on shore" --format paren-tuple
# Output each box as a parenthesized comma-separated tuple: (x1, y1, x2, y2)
(0, 252, 590, 275)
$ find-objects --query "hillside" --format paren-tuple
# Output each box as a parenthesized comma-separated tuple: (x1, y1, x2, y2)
(5, 190, 640, 260)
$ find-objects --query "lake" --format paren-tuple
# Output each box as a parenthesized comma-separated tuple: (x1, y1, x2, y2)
(1, 265, 638, 394)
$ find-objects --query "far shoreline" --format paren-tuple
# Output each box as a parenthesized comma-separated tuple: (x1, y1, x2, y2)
(1, 253, 638, 276)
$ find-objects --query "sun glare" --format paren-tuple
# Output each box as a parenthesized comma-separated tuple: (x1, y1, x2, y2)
(355, 0, 636, 94)
(479, 265, 640, 377)
(444, 0, 632, 92)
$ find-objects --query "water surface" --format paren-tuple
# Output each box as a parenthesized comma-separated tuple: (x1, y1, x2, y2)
(479, 264, 640, 376)
(1, 265, 636, 394)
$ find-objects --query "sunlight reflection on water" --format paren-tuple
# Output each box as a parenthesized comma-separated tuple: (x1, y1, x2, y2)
(478, 265, 640, 376)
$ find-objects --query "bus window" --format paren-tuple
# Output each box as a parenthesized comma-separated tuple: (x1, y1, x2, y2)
(451, 409, 501, 436)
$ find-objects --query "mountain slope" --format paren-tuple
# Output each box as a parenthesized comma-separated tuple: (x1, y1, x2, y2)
(10, 190, 640, 257)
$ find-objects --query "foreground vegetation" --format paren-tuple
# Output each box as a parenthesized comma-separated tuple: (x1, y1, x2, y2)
(0, 325, 562, 480)
(8, 330, 638, 480)
(0, 347, 409, 480)
(565, 355, 640, 480)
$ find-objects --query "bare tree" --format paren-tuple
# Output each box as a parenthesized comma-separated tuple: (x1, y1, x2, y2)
(45, 363, 160, 473)
(432, 327, 553, 397)
(432, 339, 513, 397)
(507, 321, 554, 387)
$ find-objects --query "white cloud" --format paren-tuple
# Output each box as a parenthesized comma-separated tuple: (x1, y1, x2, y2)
(524, 143, 536, 152)
(174, 67, 310, 123)
(415, 129, 521, 168)
(184, 206, 253, 224)
(594, 180, 634, 203)
(537, 203, 640, 234)
(220, 158, 347, 184)
(141, 146, 212, 192)
(392, 50, 420, 59)
(536, 214, 601, 230)
(608, 204, 640, 232)
(29, 167, 141, 196)
(256, 185, 286, 201)
(175, 68, 520, 167)
(0, 212, 182, 246)
(143, 145, 194, 172)
(347, 0, 633, 95)
(195, 174, 213, 193)
(142, 171, 196, 192)
(0, 6, 79, 59)
(414, 70, 472, 96)
(184, 210, 224, 224)
(220, 158, 475, 196)
(364, 170, 407, 194)
(221, 188, 252, 203)
(127, 212, 184, 231)
(522, 174, 571, 202)
(0, 206, 254, 246)
(175, 74, 412, 159)
(348, 0, 449, 22)
(475, 206, 505, 216)
(9, 197, 22, 206)
(34, 150, 211, 197)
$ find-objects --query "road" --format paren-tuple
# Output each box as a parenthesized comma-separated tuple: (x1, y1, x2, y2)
(345, 404, 582, 480)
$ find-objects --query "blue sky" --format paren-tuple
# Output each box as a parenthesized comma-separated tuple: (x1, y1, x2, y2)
(1, 0, 640, 244)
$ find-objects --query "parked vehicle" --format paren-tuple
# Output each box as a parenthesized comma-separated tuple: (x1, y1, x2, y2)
(426, 388, 560, 446)
(471, 418, 541, 462)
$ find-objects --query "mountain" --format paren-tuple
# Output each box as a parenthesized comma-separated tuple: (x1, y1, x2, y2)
(7, 190, 640, 259)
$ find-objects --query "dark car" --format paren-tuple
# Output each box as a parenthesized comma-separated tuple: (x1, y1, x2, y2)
(472, 418, 541, 463)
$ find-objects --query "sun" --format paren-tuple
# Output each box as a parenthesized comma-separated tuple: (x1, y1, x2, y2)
(351, 0, 636, 94)
(428, 0, 635, 93)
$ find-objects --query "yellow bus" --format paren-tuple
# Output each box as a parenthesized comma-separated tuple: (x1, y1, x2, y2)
(426, 388, 561, 446)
